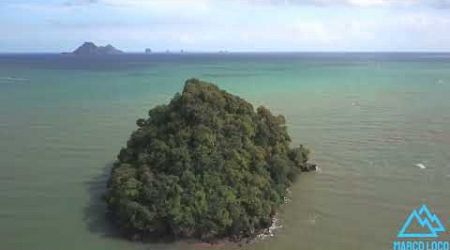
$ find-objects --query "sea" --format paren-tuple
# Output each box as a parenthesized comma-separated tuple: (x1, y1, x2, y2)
(0, 53, 449, 250)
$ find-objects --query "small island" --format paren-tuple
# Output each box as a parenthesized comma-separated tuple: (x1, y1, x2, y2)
(105, 79, 315, 242)
(70, 42, 123, 55)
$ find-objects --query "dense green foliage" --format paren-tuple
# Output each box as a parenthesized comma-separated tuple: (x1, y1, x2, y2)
(105, 79, 310, 241)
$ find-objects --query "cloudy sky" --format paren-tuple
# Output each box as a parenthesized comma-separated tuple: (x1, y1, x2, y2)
(1, 0, 450, 52)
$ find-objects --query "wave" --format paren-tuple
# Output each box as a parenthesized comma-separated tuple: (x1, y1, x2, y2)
(436, 79, 445, 84)
(415, 163, 426, 169)
(0, 76, 29, 83)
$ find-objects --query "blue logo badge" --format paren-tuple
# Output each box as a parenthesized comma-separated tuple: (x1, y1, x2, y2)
(398, 204, 446, 238)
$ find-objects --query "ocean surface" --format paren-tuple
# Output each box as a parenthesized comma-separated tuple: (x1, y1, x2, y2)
(0, 53, 449, 250)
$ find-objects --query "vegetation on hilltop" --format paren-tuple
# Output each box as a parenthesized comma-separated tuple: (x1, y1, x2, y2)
(105, 79, 312, 241)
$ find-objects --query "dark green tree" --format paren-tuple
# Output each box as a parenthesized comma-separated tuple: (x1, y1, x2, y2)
(105, 79, 311, 241)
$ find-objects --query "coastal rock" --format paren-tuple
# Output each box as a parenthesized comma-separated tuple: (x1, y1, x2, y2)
(301, 163, 317, 172)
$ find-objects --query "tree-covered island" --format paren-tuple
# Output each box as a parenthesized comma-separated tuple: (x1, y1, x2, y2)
(105, 79, 315, 242)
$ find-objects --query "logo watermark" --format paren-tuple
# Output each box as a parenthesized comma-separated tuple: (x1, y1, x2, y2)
(393, 204, 449, 250)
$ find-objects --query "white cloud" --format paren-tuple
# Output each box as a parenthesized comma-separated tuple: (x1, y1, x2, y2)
(242, 0, 446, 8)
(2, 0, 450, 51)
(87, 0, 212, 12)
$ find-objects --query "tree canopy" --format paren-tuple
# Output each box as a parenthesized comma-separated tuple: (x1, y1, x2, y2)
(105, 79, 311, 241)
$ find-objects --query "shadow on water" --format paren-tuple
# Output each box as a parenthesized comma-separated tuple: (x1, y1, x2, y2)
(83, 162, 178, 245)
(83, 162, 122, 239)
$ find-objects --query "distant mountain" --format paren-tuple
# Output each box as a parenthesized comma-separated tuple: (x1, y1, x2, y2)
(71, 42, 123, 55)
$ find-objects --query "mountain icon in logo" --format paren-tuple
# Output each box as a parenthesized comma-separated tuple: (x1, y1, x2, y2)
(398, 204, 446, 238)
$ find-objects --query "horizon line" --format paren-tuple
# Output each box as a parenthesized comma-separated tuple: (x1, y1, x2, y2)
(1, 50, 450, 54)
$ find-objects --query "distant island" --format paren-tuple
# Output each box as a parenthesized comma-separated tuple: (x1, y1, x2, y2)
(69, 42, 123, 55)
(105, 79, 315, 242)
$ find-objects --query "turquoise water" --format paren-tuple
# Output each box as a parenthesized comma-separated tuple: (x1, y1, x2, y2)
(0, 53, 449, 250)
